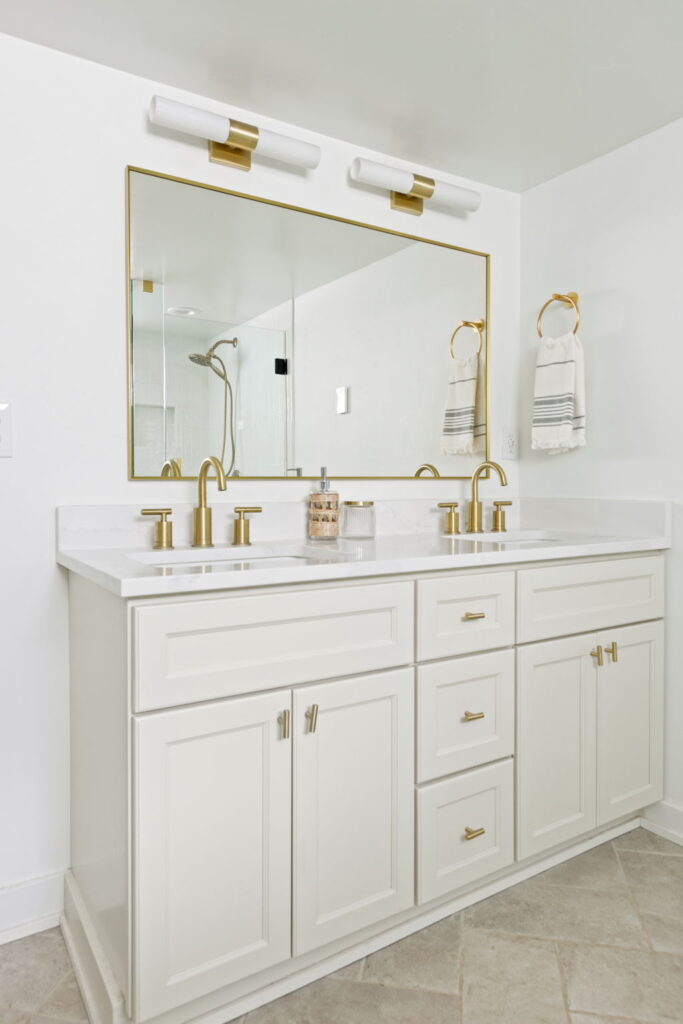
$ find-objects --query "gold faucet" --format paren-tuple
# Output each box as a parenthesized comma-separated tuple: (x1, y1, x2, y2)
(415, 463, 441, 478)
(467, 461, 508, 533)
(160, 458, 182, 478)
(193, 456, 227, 547)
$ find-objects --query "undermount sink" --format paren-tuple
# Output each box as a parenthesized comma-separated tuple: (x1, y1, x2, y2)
(132, 543, 346, 572)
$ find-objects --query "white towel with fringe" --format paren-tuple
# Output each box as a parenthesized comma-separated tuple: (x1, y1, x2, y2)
(441, 353, 486, 455)
(532, 332, 586, 454)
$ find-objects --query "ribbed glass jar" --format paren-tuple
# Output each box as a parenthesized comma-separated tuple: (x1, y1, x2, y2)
(340, 501, 375, 539)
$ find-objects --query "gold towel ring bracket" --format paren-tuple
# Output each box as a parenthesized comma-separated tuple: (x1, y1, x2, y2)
(450, 319, 485, 359)
(536, 292, 580, 337)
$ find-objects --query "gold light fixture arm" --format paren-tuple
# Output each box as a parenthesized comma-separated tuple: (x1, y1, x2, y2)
(391, 173, 435, 216)
(536, 292, 580, 337)
(209, 119, 259, 170)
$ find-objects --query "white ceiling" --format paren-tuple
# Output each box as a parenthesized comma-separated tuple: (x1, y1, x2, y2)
(3, 0, 683, 190)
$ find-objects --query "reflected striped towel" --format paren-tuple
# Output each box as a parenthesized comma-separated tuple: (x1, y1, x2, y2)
(532, 333, 586, 454)
(441, 353, 486, 456)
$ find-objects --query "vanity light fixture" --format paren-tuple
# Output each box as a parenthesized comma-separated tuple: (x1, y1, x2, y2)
(350, 158, 481, 216)
(149, 96, 321, 172)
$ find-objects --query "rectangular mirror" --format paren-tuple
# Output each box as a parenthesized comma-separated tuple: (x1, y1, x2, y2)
(127, 168, 490, 479)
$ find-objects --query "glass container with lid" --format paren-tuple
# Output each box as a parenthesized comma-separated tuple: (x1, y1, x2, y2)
(340, 501, 375, 539)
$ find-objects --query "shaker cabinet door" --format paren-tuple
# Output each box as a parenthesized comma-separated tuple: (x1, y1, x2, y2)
(293, 668, 414, 956)
(133, 691, 292, 1020)
(597, 621, 664, 825)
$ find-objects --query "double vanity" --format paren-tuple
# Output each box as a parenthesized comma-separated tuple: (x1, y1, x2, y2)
(57, 494, 668, 1024)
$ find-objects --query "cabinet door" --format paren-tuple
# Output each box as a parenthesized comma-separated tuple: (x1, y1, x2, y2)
(133, 691, 292, 1021)
(293, 668, 414, 955)
(517, 635, 598, 859)
(597, 621, 664, 825)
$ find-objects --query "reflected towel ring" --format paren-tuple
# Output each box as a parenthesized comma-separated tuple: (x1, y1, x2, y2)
(449, 319, 484, 359)
(536, 292, 580, 337)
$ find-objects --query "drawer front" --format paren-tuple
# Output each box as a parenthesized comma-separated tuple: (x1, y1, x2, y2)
(133, 581, 414, 712)
(417, 572, 515, 661)
(417, 650, 515, 782)
(417, 759, 514, 904)
(517, 555, 664, 643)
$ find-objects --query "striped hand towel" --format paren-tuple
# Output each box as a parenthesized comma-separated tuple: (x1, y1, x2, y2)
(441, 353, 486, 456)
(532, 333, 586, 454)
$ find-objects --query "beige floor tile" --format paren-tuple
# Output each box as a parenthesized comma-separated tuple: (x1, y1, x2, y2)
(612, 828, 683, 857)
(559, 944, 683, 1022)
(361, 914, 461, 994)
(461, 929, 568, 1024)
(0, 1010, 31, 1024)
(569, 1015, 646, 1023)
(465, 879, 647, 948)
(36, 971, 88, 1022)
(630, 876, 683, 921)
(535, 843, 627, 891)
(640, 912, 683, 954)
(617, 851, 683, 889)
(0, 929, 72, 1012)
(244, 977, 460, 1023)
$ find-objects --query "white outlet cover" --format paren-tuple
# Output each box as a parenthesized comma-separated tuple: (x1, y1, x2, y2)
(0, 403, 12, 457)
(500, 426, 518, 460)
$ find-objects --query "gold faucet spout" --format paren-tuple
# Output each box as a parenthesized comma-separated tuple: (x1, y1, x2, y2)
(193, 456, 227, 547)
(467, 460, 508, 533)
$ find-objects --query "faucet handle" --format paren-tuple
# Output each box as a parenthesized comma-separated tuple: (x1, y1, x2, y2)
(437, 501, 460, 536)
(492, 500, 513, 534)
(140, 508, 173, 550)
(233, 506, 263, 547)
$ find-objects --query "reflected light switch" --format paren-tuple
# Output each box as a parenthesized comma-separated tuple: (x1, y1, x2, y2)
(0, 403, 12, 456)
(336, 386, 349, 415)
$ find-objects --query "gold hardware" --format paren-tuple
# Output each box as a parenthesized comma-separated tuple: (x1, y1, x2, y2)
(467, 460, 508, 533)
(142, 279, 154, 293)
(192, 456, 227, 547)
(390, 173, 435, 216)
(536, 292, 580, 337)
(126, 167, 492, 482)
(415, 463, 441, 478)
(591, 645, 605, 667)
(492, 500, 513, 533)
(605, 641, 618, 662)
(464, 611, 486, 621)
(160, 457, 182, 478)
(450, 319, 485, 359)
(140, 508, 174, 550)
(305, 704, 319, 733)
(277, 709, 290, 740)
(464, 710, 485, 721)
(232, 506, 263, 546)
(437, 501, 460, 536)
(464, 826, 486, 840)
(208, 119, 259, 171)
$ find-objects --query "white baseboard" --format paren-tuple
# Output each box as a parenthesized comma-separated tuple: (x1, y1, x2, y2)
(0, 870, 65, 946)
(641, 800, 683, 846)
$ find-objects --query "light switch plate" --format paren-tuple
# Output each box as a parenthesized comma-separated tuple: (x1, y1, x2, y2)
(0, 403, 12, 456)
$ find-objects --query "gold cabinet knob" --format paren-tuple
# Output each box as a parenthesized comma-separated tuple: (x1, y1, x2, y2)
(604, 641, 618, 662)
(463, 710, 485, 721)
(232, 506, 263, 546)
(590, 645, 604, 667)
(277, 709, 290, 740)
(492, 500, 513, 533)
(305, 704, 319, 733)
(464, 826, 486, 840)
(437, 502, 460, 536)
(140, 508, 173, 550)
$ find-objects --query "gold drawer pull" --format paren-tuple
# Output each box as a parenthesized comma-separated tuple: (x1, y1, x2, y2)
(464, 611, 486, 621)
(464, 826, 486, 840)
(590, 645, 604, 666)
(464, 710, 485, 722)
(305, 704, 319, 733)
(277, 709, 290, 740)
(605, 641, 618, 662)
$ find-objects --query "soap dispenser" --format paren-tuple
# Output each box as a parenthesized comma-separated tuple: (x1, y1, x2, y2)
(308, 466, 340, 540)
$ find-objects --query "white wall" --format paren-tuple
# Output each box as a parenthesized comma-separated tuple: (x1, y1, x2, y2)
(0, 32, 521, 940)
(520, 117, 683, 837)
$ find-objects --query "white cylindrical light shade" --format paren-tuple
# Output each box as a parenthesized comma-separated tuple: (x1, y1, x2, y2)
(149, 96, 230, 144)
(257, 128, 321, 169)
(350, 158, 414, 195)
(431, 180, 481, 212)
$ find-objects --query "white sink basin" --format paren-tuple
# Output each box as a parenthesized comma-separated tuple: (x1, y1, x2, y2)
(132, 543, 346, 572)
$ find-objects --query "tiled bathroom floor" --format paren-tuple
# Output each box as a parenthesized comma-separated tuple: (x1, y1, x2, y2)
(1, 829, 682, 1024)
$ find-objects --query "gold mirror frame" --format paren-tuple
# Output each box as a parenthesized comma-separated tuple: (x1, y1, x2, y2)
(126, 166, 491, 481)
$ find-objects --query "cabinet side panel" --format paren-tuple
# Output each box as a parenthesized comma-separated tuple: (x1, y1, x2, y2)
(68, 574, 129, 1008)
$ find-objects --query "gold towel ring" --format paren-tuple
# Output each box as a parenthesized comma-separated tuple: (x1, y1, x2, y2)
(536, 292, 580, 337)
(450, 319, 484, 359)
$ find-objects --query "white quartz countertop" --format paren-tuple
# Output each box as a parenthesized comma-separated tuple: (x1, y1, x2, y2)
(57, 528, 670, 598)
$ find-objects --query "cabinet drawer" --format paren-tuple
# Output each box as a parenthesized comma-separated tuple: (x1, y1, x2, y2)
(517, 555, 664, 643)
(417, 759, 514, 904)
(133, 581, 414, 712)
(417, 572, 515, 661)
(417, 650, 514, 782)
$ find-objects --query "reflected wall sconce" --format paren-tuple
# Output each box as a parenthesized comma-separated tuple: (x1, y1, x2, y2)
(350, 158, 481, 216)
(149, 96, 321, 172)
